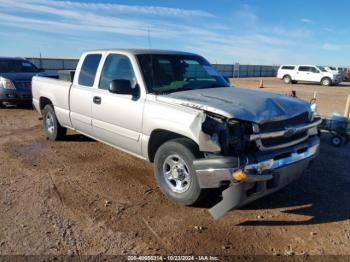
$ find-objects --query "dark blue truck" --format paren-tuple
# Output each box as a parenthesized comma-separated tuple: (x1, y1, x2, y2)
(0, 57, 47, 106)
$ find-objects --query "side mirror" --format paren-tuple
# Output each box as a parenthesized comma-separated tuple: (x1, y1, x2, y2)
(109, 79, 139, 97)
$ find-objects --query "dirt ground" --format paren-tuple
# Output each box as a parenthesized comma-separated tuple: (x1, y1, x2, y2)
(0, 78, 349, 256)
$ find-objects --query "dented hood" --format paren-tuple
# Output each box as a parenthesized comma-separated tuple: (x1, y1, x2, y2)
(156, 87, 311, 124)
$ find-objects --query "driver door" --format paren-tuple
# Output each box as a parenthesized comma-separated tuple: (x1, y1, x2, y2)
(91, 53, 144, 156)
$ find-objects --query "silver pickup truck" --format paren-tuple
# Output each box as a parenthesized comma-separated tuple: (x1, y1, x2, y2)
(32, 49, 321, 219)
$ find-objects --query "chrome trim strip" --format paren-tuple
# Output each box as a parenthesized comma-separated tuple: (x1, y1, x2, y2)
(249, 118, 322, 141)
(255, 132, 309, 151)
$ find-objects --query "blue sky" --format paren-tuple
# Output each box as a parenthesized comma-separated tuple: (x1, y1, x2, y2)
(0, 0, 349, 66)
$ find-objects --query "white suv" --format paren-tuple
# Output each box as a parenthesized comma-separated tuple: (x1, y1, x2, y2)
(277, 65, 342, 86)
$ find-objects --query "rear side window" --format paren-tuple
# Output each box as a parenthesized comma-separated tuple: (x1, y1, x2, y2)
(298, 66, 310, 72)
(78, 54, 102, 87)
(281, 66, 295, 70)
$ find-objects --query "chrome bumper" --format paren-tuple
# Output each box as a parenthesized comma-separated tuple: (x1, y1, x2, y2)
(193, 136, 320, 219)
(194, 136, 319, 188)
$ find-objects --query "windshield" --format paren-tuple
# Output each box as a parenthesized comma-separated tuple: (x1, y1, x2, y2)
(317, 66, 327, 72)
(0, 59, 39, 73)
(137, 54, 229, 94)
(329, 67, 336, 70)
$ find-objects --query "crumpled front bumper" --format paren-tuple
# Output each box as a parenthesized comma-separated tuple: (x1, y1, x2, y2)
(193, 136, 320, 220)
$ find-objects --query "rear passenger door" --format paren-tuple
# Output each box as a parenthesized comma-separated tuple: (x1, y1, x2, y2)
(91, 53, 145, 156)
(295, 66, 311, 81)
(70, 53, 102, 135)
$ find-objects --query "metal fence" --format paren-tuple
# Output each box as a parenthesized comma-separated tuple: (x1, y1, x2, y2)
(213, 64, 280, 78)
(25, 57, 278, 78)
(26, 57, 78, 74)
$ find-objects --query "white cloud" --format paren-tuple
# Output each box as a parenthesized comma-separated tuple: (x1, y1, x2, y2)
(322, 43, 346, 51)
(0, 0, 336, 64)
(300, 18, 313, 24)
(235, 4, 259, 27)
(1, 0, 214, 18)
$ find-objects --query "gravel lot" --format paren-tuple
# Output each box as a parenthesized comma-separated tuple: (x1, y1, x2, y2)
(0, 78, 349, 256)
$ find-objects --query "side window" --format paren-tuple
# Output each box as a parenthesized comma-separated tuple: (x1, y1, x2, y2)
(78, 54, 102, 87)
(99, 54, 136, 90)
(298, 66, 310, 72)
(282, 66, 295, 70)
(310, 67, 319, 73)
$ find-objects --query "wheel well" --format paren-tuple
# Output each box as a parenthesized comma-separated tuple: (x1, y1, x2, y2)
(148, 129, 198, 162)
(321, 76, 331, 82)
(39, 97, 53, 112)
(283, 74, 291, 79)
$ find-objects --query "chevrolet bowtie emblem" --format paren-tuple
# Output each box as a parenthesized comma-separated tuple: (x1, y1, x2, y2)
(284, 128, 297, 137)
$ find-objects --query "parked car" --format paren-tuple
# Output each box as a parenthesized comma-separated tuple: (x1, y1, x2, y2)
(277, 65, 342, 86)
(324, 66, 338, 74)
(0, 57, 47, 106)
(32, 49, 321, 219)
(324, 66, 345, 80)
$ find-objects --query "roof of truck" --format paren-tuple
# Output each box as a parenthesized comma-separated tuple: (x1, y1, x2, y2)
(87, 48, 197, 56)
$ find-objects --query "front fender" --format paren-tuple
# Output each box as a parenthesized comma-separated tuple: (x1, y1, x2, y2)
(142, 98, 221, 157)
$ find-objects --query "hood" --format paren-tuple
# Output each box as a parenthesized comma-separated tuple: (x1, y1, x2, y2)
(0, 72, 46, 82)
(156, 87, 311, 124)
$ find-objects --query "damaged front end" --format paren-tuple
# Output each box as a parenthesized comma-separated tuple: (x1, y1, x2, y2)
(194, 112, 321, 220)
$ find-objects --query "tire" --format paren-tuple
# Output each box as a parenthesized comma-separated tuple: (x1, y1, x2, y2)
(42, 104, 67, 141)
(154, 138, 203, 206)
(321, 77, 332, 86)
(330, 135, 343, 147)
(283, 75, 292, 84)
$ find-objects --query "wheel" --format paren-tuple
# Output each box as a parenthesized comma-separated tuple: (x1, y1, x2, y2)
(154, 138, 203, 206)
(330, 135, 343, 147)
(42, 104, 67, 141)
(321, 77, 331, 86)
(283, 75, 292, 84)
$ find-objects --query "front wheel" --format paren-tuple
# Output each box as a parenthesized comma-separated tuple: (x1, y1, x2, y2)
(42, 104, 67, 141)
(154, 138, 203, 205)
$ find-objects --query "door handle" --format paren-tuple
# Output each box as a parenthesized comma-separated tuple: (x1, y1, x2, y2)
(93, 96, 101, 104)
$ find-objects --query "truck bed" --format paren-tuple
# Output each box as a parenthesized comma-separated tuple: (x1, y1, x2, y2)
(32, 76, 73, 128)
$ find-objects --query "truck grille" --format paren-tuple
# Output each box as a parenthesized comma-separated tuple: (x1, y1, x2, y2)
(15, 81, 32, 90)
(259, 112, 309, 132)
(253, 112, 312, 151)
(261, 131, 308, 148)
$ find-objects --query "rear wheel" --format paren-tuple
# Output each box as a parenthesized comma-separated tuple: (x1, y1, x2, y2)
(42, 104, 67, 141)
(154, 138, 203, 205)
(330, 135, 343, 147)
(321, 77, 332, 86)
(283, 75, 292, 84)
